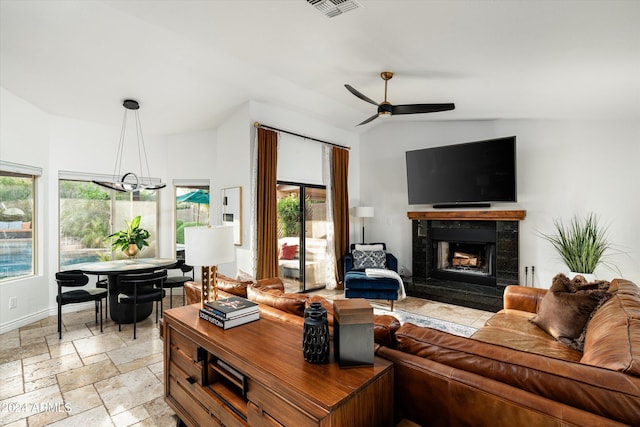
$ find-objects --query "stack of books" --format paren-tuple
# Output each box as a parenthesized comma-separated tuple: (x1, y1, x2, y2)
(199, 296, 260, 329)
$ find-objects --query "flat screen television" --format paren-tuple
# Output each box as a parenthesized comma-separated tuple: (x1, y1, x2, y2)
(406, 136, 517, 207)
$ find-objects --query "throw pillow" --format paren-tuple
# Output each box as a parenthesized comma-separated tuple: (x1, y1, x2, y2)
(236, 270, 255, 283)
(530, 273, 610, 350)
(279, 243, 298, 260)
(354, 244, 384, 252)
(352, 249, 387, 269)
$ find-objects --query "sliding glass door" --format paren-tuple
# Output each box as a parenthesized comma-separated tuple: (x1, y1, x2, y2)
(276, 182, 329, 293)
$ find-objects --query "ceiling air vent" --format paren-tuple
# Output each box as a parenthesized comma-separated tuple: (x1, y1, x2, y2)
(307, 0, 362, 18)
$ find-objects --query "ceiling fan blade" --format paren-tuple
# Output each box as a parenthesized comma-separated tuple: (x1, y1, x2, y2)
(356, 113, 379, 126)
(391, 103, 455, 115)
(345, 84, 379, 106)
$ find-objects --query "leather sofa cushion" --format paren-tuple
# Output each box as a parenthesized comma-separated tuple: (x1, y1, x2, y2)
(485, 310, 559, 340)
(473, 326, 583, 361)
(581, 279, 640, 376)
(246, 285, 307, 317)
(395, 322, 640, 424)
(216, 273, 255, 297)
(476, 311, 582, 361)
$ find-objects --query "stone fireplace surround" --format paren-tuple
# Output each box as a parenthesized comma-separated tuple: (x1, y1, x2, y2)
(408, 210, 526, 312)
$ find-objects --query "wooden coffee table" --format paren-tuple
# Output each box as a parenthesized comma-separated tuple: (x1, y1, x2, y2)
(162, 304, 394, 427)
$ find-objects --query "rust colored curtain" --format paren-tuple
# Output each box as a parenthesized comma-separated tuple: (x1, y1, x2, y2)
(332, 147, 349, 288)
(256, 128, 279, 279)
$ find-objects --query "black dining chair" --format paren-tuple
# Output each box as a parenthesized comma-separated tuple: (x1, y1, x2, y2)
(115, 269, 167, 339)
(162, 260, 194, 308)
(96, 275, 109, 318)
(55, 270, 108, 339)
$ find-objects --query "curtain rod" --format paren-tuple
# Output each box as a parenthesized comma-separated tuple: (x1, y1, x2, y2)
(253, 122, 350, 150)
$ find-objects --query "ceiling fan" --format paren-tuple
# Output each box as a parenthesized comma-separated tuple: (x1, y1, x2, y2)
(345, 71, 455, 126)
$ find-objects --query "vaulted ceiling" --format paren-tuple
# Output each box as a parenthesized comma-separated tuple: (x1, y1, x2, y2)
(1, 0, 638, 135)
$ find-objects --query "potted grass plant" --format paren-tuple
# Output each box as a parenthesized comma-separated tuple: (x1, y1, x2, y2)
(539, 212, 613, 280)
(108, 215, 150, 258)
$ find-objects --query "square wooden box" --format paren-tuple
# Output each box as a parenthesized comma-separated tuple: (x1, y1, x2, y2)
(333, 299, 374, 367)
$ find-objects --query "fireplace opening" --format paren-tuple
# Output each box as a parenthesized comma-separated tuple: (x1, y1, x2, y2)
(436, 241, 494, 277)
(429, 222, 497, 287)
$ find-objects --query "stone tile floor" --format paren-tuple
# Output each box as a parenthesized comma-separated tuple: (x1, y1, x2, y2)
(0, 292, 492, 426)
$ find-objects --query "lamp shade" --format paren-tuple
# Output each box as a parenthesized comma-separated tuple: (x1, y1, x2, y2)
(184, 226, 235, 267)
(354, 206, 374, 218)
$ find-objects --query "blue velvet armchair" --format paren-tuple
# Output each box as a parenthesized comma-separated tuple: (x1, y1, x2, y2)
(343, 243, 401, 310)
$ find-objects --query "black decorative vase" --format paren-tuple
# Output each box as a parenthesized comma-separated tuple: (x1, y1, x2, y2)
(302, 302, 330, 364)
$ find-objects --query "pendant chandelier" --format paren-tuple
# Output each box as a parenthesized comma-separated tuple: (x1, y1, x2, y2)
(93, 99, 166, 192)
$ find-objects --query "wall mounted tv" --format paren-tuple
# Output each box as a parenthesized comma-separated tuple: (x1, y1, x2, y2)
(406, 136, 517, 208)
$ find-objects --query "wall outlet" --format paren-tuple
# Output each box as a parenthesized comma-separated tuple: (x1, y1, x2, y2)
(9, 296, 17, 309)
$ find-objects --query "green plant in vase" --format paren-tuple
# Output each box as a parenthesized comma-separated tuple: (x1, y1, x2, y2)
(108, 216, 150, 258)
(539, 212, 614, 279)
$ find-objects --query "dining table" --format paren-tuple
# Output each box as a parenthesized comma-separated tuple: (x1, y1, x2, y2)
(74, 258, 176, 323)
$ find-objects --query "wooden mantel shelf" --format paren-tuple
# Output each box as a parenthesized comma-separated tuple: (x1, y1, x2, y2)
(407, 210, 526, 221)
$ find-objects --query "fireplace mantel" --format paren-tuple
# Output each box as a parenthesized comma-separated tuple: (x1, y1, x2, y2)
(407, 210, 526, 222)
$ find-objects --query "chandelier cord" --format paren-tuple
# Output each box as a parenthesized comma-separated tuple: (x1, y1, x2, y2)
(114, 108, 128, 180)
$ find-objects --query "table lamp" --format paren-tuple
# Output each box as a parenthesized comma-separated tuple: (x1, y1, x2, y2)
(354, 206, 374, 244)
(185, 225, 235, 308)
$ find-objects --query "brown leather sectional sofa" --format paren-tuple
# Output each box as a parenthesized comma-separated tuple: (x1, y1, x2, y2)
(184, 275, 640, 426)
(184, 275, 399, 342)
(376, 279, 640, 426)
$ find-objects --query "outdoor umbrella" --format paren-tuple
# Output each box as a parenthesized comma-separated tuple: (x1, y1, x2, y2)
(176, 189, 209, 223)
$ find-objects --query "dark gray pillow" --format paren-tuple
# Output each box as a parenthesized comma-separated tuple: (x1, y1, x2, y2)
(352, 249, 387, 269)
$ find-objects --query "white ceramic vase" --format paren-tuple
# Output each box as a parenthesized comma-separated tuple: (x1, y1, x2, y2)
(570, 272, 595, 283)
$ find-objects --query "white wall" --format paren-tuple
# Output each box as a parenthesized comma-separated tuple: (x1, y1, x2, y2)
(214, 103, 252, 277)
(166, 127, 217, 238)
(0, 88, 51, 330)
(359, 119, 640, 287)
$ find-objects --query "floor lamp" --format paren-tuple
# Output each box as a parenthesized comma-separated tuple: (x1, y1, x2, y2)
(354, 206, 374, 244)
(185, 225, 235, 308)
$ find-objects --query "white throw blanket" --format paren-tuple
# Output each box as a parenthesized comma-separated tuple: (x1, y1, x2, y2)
(365, 268, 407, 301)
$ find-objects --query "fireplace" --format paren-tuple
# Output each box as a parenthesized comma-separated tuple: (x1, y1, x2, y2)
(408, 210, 525, 312)
(431, 223, 496, 286)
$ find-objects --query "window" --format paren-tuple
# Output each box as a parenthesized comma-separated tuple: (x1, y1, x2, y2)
(0, 164, 38, 282)
(175, 184, 210, 259)
(59, 179, 159, 269)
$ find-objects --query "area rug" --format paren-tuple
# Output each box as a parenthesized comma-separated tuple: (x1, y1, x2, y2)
(372, 306, 478, 338)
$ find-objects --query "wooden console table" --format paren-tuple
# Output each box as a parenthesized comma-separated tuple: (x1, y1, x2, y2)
(162, 304, 394, 427)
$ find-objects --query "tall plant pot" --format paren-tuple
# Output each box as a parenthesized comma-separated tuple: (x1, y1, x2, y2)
(570, 272, 596, 283)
